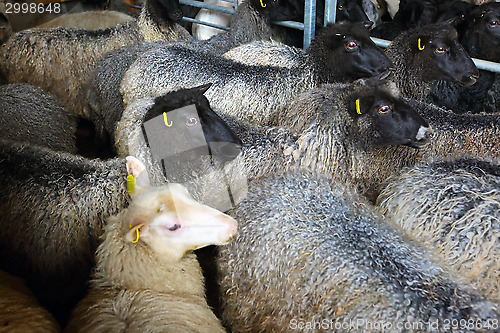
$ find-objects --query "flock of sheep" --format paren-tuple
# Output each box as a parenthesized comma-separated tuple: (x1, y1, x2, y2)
(0, 0, 499, 331)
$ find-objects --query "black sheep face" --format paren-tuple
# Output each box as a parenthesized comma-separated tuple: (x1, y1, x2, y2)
(463, 2, 500, 61)
(413, 24, 479, 87)
(336, 0, 370, 24)
(308, 23, 393, 83)
(249, 0, 298, 23)
(153, 0, 184, 23)
(142, 84, 243, 163)
(348, 85, 432, 149)
(394, 0, 438, 29)
(435, 0, 474, 37)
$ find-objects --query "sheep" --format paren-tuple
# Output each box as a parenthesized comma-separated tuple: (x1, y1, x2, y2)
(269, 80, 499, 201)
(428, 2, 499, 114)
(65, 168, 237, 333)
(0, 140, 130, 322)
(376, 158, 500, 301)
(120, 22, 393, 126)
(0, 270, 60, 333)
(216, 170, 500, 333)
(0, 0, 192, 119)
(0, 83, 77, 153)
(35, 11, 134, 29)
(114, 85, 244, 187)
(385, 23, 479, 101)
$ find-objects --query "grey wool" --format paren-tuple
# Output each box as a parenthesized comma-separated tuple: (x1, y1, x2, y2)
(0, 0, 192, 119)
(216, 171, 500, 332)
(377, 158, 500, 301)
(275, 84, 500, 199)
(0, 270, 60, 333)
(0, 83, 77, 153)
(120, 24, 391, 126)
(385, 23, 478, 101)
(0, 139, 129, 311)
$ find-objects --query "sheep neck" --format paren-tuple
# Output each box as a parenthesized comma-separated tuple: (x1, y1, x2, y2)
(93, 213, 207, 299)
(386, 40, 433, 101)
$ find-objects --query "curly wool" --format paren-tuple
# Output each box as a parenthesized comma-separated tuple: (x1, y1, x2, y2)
(0, 0, 192, 119)
(0, 83, 77, 153)
(216, 171, 499, 332)
(0, 140, 128, 309)
(0, 270, 60, 333)
(377, 159, 500, 301)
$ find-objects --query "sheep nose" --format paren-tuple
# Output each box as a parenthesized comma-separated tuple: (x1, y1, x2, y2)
(169, 10, 184, 22)
(415, 125, 433, 146)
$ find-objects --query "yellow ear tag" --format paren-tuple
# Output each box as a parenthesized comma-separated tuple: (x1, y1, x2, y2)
(260, 0, 266, 7)
(127, 174, 136, 196)
(163, 112, 173, 127)
(356, 99, 362, 115)
(418, 38, 425, 51)
(129, 224, 140, 243)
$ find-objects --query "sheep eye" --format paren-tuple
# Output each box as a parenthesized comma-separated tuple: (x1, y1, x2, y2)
(168, 224, 181, 231)
(489, 20, 499, 28)
(338, 5, 344, 10)
(158, 204, 165, 213)
(378, 105, 390, 114)
(185, 117, 198, 126)
(434, 47, 446, 54)
(345, 41, 358, 51)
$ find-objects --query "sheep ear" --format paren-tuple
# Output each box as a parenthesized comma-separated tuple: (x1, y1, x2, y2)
(126, 221, 149, 243)
(126, 156, 151, 195)
(192, 83, 213, 95)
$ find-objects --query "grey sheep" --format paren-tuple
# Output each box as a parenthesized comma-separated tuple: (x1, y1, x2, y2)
(216, 171, 500, 333)
(377, 158, 500, 301)
(385, 23, 479, 101)
(276, 84, 500, 199)
(224, 24, 478, 104)
(66, 165, 237, 333)
(0, 83, 77, 153)
(0, 270, 60, 333)
(0, 139, 129, 320)
(120, 23, 392, 126)
(35, 11, 134, 29)
(0, 0, 192, 119)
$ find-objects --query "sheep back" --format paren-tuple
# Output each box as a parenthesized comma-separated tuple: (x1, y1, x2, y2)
(0, 83, 77, 153)
(377, 158, 500, 301)
(0, 22, 144, 118)
(0, 270, 60, 333)
(0, 140, 128, 311)
(217, 171, 499, 332)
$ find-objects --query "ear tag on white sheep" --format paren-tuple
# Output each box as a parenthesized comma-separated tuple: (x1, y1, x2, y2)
(418, 38, 425, 51)
(129, 224, 140, 244)
(260, 0, 266, 7)
(356, 99, 362, 115)
(127, 174, 136, 196)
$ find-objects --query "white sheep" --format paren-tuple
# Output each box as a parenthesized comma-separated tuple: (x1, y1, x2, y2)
(66, 158, 237, 333)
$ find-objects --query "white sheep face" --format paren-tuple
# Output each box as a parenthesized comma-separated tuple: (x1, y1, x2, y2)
(125, 182, 238, 261)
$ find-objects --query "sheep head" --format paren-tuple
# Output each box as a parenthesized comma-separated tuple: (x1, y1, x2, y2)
(249, 0, 298, 23)
(307, 22, 393, 83)
(462, 2, 500, 61)
(408, 23, 479, 87)
(346, 81, 432, 149)
(124, 156, 238, 262)
(0, 2, 12, 45)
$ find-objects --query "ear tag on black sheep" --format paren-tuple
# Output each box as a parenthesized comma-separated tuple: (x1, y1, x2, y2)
(163, 112, 173, 127)
(356, 99, 362, 114)
(260, 0, 266, 7)
(418, 38, 425, 51)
